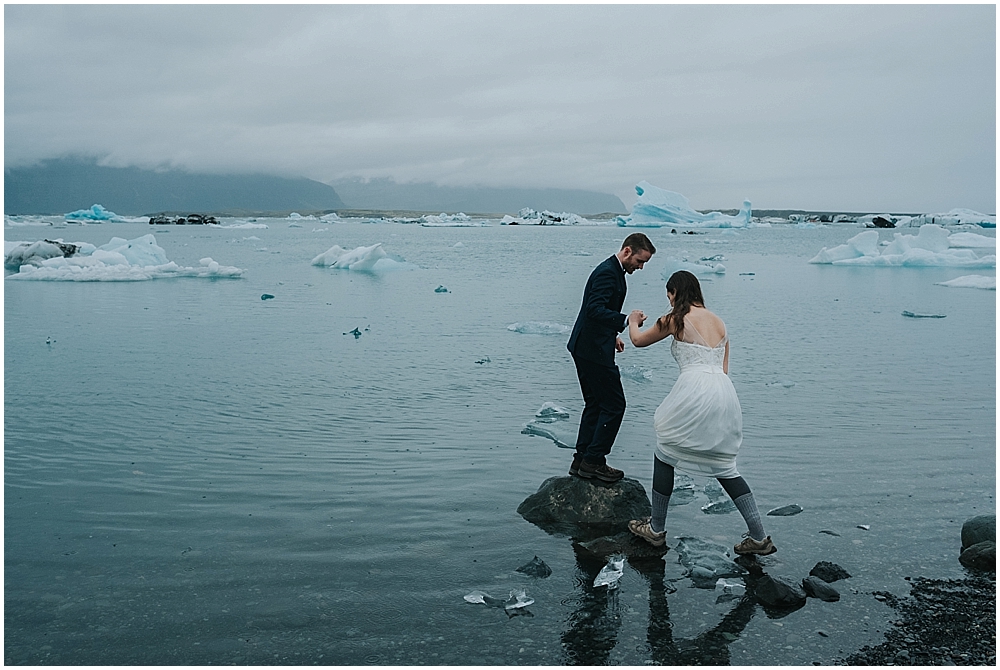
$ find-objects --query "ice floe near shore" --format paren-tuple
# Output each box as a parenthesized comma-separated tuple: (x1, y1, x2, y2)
(5, 234, 245, 281)
(617, 182, 752, 228)
(809, 225, 996, 268)
(507, 322, 572, 335)
(311, 243, 413, 272)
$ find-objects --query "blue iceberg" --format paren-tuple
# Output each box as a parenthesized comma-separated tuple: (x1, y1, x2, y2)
(617, 182, 751, 228)
(64, 204, 124, 222)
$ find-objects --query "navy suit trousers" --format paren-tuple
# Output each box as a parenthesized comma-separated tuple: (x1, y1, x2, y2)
(573, 356, 626, 465)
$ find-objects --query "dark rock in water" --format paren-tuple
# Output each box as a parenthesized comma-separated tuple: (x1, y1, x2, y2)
(872, 216, 895, 228)
(435, 285, 450, 293)
(516, 476, 650, 536)
(809, 561, 851, 583)
(767, 504, 803, 516)
(755, 575, 807, 609)
(959, 541, 996, 572)
(902, 310, 946, 319)
(344, 327, 362, 339)
(260, 294, 275, 300)
(149, 215, 172, 225)
(819, 529, 841, 536)
(515, 556, 552, 578)
(574, 531, 668, 560)
(802, 575, 841, 602)
(961, 515, 996, 550)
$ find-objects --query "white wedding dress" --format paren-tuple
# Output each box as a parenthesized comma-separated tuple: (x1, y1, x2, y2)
(653, 319, 743, 479)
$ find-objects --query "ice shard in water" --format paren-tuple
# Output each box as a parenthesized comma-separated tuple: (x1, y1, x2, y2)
(617, 182, 751, 228)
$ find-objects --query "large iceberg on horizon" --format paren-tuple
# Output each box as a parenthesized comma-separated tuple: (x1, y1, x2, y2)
(64, 204, 125, 222)
(809, 225, 996, 268)
(909, 208, 996, 228)
(617, 182, 752, 228)
(311, 243, 413, 273)
(6, 234, 245, 281)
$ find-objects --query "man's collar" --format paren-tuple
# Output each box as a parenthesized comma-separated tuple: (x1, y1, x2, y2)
(613, 253, 624, 273)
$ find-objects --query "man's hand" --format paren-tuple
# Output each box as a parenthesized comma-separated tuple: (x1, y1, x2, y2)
(615, 336, 625, 353)
(629, 309, 646, 327)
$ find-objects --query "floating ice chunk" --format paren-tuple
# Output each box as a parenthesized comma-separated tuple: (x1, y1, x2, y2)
(948, 232, 996, 248)
(503, 589, 534, 610)
(619, 364, 653, 382)
(506, 322, 572, 335)
(810, 225, 996, 268)
(715, 578, 746, 596)
(452, 241, 464, 247)
(521, 421, 575, 449)
(319, 213, 340, 222)
(464, 589, 534, 610)
(674, 537, 746, 587)
(902, 311, 946, 319)
(310, 243, 413, 273)
(64, 204, 124, 221)
(593, 555, 625, 590)
(6, 234, 244, 281)
(217, 222, 269, 229)
(809, 230, 880, 263)
(935, 275, 996, 290)
(660, 257, 726, 279)
(420, 213, 487, 227)
(767, 504, 803, 516)
(535, 402, 571, 421)
(701, 499, 736, 515)
(617, 182, 751, 228)
(909, 208, 996, 227)
(4, 239, 87, 269)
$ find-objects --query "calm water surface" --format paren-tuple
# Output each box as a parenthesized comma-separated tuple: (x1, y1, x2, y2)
(5, 220, 995, 664)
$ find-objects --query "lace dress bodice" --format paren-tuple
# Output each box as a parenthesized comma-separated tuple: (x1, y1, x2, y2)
(670, 320, 727, 373)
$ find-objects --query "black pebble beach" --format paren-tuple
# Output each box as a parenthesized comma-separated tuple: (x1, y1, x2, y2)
(839, 575, 996, 665)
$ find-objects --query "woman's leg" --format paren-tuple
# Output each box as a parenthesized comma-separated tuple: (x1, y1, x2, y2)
(650, 458, 675, 533)
(718, 476, 766, 541)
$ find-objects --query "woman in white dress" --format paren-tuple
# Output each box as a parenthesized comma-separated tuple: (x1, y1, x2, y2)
(624, 271, 776, 556)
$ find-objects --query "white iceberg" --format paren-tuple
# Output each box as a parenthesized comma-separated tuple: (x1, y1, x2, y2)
(948, 232, 996, 248)
(809, 225, 996, 268)
(502, 208, 590, 226)
(660, 257, 726, 279)
(935, 275, 996, 290)
(909, 208, 996, 228)
(5, 239, 96, 269)
(617, 182, 751, 228)
(64, 204, 124, 222)
(6, 234, 245, 281)
(310, 243, 413, 273)
(419, 213, 488, 227)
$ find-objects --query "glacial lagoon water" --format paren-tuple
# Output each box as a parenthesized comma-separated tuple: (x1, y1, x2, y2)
(5, 219, 995, 665)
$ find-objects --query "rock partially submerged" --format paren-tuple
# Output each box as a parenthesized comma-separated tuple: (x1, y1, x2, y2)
(802, 575, 841, 602)
(961, 515, 995, 550)
(755, 575, 807, 610)
(516, 476, 650, 536)
(959, 541, 996, 572)
(810, 561, 852, 583)
(515, 556, 552, 578)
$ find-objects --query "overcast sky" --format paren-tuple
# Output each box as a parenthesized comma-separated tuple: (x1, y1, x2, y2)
(5, 4, 996, 213)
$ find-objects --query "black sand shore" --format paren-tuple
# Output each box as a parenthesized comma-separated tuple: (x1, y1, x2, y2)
(839, 575, 995, 665)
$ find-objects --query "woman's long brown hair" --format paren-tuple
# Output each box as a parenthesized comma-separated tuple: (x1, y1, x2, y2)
(656, 270, 705, 341)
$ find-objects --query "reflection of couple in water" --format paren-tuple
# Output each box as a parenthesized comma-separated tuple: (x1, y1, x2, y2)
(567, 232, 776, 557)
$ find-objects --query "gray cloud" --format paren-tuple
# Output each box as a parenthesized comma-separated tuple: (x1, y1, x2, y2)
(5, 4, 995, 212)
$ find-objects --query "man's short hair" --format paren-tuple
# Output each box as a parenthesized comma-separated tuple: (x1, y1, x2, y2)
(621, 232, 656, 255)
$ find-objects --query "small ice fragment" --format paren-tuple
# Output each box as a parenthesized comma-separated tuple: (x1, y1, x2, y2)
(463, 591, 487, 604)
(593, 555, 625, 589)
(435, 285, 450, 293)
(453, 242, 464, 248)
(503, 589, 535, 610)
(701, 499, 737, 515)
(902, 311, 946, 318)
(620, 364, 653, 382)
(857, 524, 870, 531)
(703, 480, 724, 498)
(714, 578, 746, 596)
(701, 254, 726, 262)
(474, 356, 491, 365)
(739, 272, 755, 276)
(767, 504, 803, 517)
(535, 402, 570, 420)
(261, 294, 275, 300)
(507, 322, 572, 336)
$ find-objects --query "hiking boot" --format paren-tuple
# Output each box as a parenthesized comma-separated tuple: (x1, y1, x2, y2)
(569, 454, 583, 477)
(628, 517, 666, 547)
(734, 534, 777, 556)
(577, 460, 624, 483)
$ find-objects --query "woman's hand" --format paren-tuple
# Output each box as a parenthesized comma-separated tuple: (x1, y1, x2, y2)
(628, 309, 646, 327)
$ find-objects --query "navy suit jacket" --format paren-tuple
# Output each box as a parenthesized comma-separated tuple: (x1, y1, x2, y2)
(567, 255, 627, 367)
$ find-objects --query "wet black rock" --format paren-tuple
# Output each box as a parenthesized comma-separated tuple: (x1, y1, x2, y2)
(802, 575, 840, 602)
(754, 575, 807, 609)
(959, 541, 996, 572)
(961, 515, 995, 550)
(767, 504, 803, 516)
(573, 530, 669, 560)
(515, 556, 552, 578)
(839, 576, 996, 665)
(810, 561, 852, 583)
(517, 476, 650, 536)
(872, 216, 896, 228)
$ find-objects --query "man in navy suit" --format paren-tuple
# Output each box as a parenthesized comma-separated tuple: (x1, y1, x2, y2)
(567, 232, 655, 482)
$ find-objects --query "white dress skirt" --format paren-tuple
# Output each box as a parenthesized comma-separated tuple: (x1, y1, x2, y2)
(653, 330, 743, 479)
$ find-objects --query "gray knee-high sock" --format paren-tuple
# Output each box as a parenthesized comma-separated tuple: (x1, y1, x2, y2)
(732, 493, 765, 540)
(650, 490, 670, 533)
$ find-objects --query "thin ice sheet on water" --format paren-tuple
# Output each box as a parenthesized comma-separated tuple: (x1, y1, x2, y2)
(935, 275, 996, 290)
